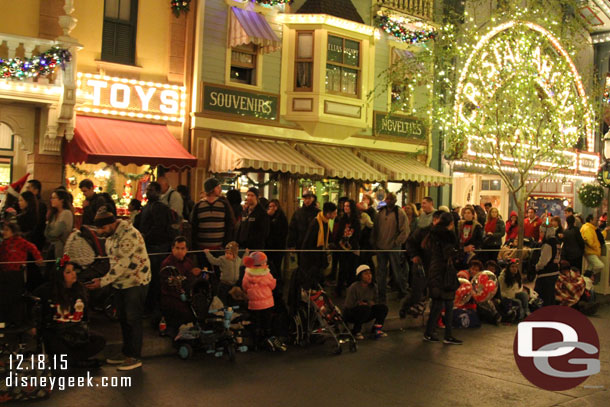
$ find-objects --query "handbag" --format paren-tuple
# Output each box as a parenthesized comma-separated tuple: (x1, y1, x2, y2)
(442, 257, 460, 291)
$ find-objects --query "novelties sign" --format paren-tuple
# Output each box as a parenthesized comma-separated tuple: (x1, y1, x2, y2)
(374, 112, 427, 141)
(202, 84, 278, 121)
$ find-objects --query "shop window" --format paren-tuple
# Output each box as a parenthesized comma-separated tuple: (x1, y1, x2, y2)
(101, 0, 138, 65)
(481, 179, 501, 191)
(325, 35, 360, 96)
(0, 123, 13, 151)
(0, 157, 12, 186)
(230, 44, 258, 86)
(390, 48, 411, 111)
(295, 31, 314, 90)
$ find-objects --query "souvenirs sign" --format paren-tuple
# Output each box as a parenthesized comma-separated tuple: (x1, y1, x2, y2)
(202, 84, 278, 121)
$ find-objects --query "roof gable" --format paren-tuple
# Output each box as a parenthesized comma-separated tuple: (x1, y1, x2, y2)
(296, 0, 365, 24)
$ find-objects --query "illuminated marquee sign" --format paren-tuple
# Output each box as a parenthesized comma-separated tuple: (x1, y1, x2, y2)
(76, 73, 186, 123)
(454, 21, 594, 154)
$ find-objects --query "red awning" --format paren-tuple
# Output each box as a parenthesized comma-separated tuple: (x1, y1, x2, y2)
(65, 116, 197, 169)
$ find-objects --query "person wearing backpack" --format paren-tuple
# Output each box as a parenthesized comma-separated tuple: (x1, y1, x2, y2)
(79, 179, 117, 226)
(135, 181, 173, 316)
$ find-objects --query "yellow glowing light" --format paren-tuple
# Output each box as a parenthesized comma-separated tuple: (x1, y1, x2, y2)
(454, 21, 594, 152)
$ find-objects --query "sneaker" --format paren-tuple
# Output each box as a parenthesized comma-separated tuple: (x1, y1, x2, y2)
(423, 334, 440, 343)
(353, 332, 365, 340)
(106, 353, 127, 365)
(375, 330, 388, 339)
(270, 336, 287, 352)
(116, 357, 142, 371)
(265, 337, 277, 352)
(443, 337, 463, 345)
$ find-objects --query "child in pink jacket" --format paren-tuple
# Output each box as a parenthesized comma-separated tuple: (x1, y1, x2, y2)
(241, 251, 286, 352)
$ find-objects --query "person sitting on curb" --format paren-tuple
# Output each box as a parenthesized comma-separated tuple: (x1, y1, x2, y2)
(343, 265, 389, 340)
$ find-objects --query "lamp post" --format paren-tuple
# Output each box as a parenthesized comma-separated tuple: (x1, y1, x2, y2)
(603, 131, 610, 216)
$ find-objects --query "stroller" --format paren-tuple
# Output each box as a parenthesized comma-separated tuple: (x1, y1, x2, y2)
(0, 267, 52, 403)
(291, 286, 357, 355)
(165, 268, 248, 361)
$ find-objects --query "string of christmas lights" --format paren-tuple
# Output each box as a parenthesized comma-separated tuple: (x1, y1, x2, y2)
(254, 0, 292, 5)
(375, 13, 437, 45)
(0, 47, 71, 80)
(171, 0, 191, 17)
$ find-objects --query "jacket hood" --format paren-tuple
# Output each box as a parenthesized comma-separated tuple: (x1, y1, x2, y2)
(510, 211, 517, 218)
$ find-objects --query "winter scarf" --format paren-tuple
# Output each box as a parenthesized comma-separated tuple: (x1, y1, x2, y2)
(316, 211, 329, 248)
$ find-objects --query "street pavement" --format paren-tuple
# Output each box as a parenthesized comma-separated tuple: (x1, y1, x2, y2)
(17, 305, 609, 407)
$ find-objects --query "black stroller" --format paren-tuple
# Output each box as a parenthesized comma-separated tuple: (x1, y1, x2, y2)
(0, 266, 51, 402)
(164, 268, 248, 361)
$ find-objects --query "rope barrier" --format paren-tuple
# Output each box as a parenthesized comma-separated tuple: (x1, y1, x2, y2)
(0, 246, 541, 265)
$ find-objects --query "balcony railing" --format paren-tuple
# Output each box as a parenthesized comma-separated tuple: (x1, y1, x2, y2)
(0, 33, 66, 85)
(377, 0, 434, 20)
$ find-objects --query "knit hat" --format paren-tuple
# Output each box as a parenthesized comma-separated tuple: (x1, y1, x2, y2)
(204, 177, 220, 193)
(356, 264, 371, 277)
(2, 173, 29, 198)
(247, 187, 259, 197)
(94, 206, 116, 227)
(243, 251, 267, 268)
(225, 241, 239, 257)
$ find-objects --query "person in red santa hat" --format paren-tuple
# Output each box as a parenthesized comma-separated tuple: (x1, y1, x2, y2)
(0, 173, 29, 221)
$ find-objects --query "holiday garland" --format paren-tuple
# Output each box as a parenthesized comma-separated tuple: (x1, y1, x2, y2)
(577, 183, 605, 208)
(69, 163, 152, 183)
(171, 0, 191, 17)
(375, 13, 437, 45)
(254, 0, 293, 5)
(0, 47, 71, 80)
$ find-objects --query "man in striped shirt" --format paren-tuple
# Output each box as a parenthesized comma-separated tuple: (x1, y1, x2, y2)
(190, 178, 236, 257)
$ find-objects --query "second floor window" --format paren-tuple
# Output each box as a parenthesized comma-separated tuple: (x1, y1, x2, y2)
(295, 31, 313, 90)
(230, 44, 258, 86)
(325, 35, 360, 96)
(102, 0, 138, 65)
(390, 48, 411, 111)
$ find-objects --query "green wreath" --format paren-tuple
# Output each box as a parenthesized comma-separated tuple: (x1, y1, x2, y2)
(578, 183, 605, 208)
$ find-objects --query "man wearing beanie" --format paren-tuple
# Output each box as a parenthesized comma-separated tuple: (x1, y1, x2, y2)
(237, 187, 269, 250)
(190, 177, 235, 262)
(86, 206, 151, 371)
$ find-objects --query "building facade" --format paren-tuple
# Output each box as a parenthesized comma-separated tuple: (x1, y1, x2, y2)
(190, 0, 449, 216)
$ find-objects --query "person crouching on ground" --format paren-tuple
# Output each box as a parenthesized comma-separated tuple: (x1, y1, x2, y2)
(35, 258, 106, 368)
(343, 265, 388, 340)
(241, 251, 286, 352)
(160, 236, 203, 336)
(498, 259, 530, 320)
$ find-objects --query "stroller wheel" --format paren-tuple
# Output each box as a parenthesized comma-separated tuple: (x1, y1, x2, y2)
(225, 343, 236, 362)
(178, 343, 193, 360)
(349, 340, 357, 353)
(333, 345, 342, 355)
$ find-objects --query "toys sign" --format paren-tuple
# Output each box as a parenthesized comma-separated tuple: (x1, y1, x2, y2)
(76, 73, 186, 123)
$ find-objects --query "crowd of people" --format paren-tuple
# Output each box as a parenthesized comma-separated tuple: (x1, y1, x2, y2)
(0, 174, 605, 370)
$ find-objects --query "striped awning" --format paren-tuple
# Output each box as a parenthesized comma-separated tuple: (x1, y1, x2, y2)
(296, 144, 387, 181)
(209, 136, 324, 176)
(229, 7, 281, 54)
(357, 150, 452, 186)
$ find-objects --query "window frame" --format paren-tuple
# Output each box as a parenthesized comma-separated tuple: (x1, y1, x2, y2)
(389, 46, 413, 112)
(325, 34, 361, 98)
(229, 43, 259, 86)
(101, 0, 139, 66)
(294, 30, 315, 92)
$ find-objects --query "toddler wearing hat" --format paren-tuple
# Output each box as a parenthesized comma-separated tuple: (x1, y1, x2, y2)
(343, 264, 388, 340)
(241, 251, 286, 352)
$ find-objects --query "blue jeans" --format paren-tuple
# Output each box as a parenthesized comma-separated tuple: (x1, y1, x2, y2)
(115, 284, 149, 359)
(514, 291, 530, 319)
(376, 250, 408, 304)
